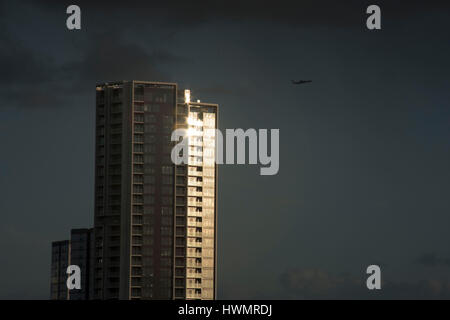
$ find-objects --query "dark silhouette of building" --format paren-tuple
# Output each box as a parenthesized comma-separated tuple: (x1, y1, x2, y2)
(50, 240, 70, 300)
(69, 228, 94, 300)
(50, 229, 94, 300)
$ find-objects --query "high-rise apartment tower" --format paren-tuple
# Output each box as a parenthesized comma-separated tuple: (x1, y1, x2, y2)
(93, 81, 218, 300)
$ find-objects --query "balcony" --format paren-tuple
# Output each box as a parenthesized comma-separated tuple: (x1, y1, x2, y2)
(186, 251, 202, 258)
(187, 208, 202, 217)
(187, 220, 202, 228)
(188, 160, 203, 166)
(188, 169, 202, 177)
(189, 140, 203, 147)
(188, 199, 202, 207)
(188, 191, 203, 197)
(188, 178, 202, 187)
(186, 293, 202, 299)
(187, 230, 202, 237)
(189, 149, 203, 157)
(187, 239, 202, 248)
(186, 282, 202, 289)
(187, 261, 202, 268)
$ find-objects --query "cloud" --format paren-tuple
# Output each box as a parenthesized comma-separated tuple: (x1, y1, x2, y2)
(280, 268, 450, 299)
(280, 268, 365, 299)
(0, 17, 65, 108)
(416, 253, 450, 268)
(0, 27, 181, 108)
(196, 85, 252, 97)
(4, 0, 449, 109)
(0, 1, 185, 108)
(63, 32, 179, 85)
(31, 0, 450, 28)
(0, 31, 52, 85)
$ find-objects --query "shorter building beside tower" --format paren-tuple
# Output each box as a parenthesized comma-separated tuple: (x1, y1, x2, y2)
(50, 240, 71, 300)
(50, 228, 93, 300)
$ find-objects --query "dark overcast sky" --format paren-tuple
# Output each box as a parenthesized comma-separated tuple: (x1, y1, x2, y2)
(0, 1, 449, 299)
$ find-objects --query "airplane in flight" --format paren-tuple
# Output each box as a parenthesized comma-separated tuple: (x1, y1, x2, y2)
(291, 80, 312, 85)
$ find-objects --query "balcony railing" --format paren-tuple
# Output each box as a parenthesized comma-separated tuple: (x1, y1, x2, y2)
(187, 221, 202, 227)
(187, 231, 203, 237)
(188, 179, 202, 187)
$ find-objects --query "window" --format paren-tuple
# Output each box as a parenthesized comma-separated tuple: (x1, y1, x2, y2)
(144, 144, 155, 153)
(134, 86, 144, 96)
(132, 237, 143, 246)
(134, 154, 144, 163)
(144, 195, 155, 205)
(134, 175, 143, 183)
(133, 215, 143, 224)
(132, 246, 142, 255)
(134, 124, 144, 132)
(135, 114, 144, 122)
(145, 114, 156, 123)
(144, 155, 155, 164)
(163, 145, 173, 154)
(162, 175, 173, 185)
(97, 90, 105, 100)
(144, 175, 155, 184)
(145, 124, 156, 133)
(162, 166, 173, 174)
(176, 207, 186, 215)
(161, 248, 172, 257)
(112, 113, 122, 121)
(163, 116, 173, 126)
(145, 135, 156, 143)
(148, 104, 160, 112)
(113, 88, 123, 98)
(176, 197, 185, 205)
(160, 257, 171, 267)
(111, 103, 122, 113)
(176, 186, 186, 195)
(162, 196, 173, 205)
(133, 195, 143, 203)
(176, 166, 186, 175)
(162, 186, 173, 195)
(144, 185, 155, 194)
(131, 256, 142, 265)
(177, 105, 187, 115)
(161, 216, 173, 226)
(163, 126, 172, 134)
(134, 134, 144, 143)
(161, 237, 173, 246)
(134, 103, 144, 112)
(133, 184, 143, 193)
(131, 277, 142, 286)
(131, 288, 142, 297)
(144, 206, 154, 215)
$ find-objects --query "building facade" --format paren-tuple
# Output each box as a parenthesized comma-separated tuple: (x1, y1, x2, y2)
(93, 81, 218, 300)
(50, 240, 70, 300)
(69, 228, 94, 300)
(50, 229, 94, 300)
